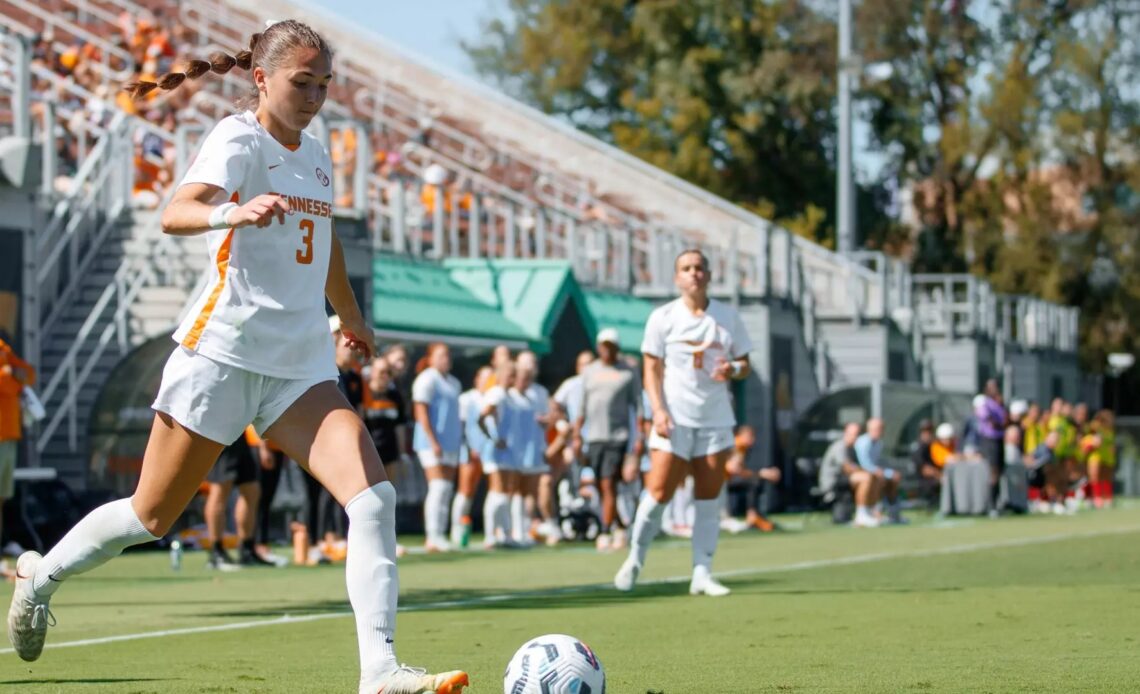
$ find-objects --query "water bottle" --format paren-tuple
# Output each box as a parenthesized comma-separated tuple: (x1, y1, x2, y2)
(169, 539, 182, 571)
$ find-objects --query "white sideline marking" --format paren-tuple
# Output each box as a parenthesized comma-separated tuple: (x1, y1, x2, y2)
(3, 525, 1136, 655)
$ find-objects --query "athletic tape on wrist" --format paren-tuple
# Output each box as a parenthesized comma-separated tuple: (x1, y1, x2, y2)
(209, 202, 238, 230)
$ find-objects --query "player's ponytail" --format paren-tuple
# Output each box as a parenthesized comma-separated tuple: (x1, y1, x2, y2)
(123, 20, 331, 105)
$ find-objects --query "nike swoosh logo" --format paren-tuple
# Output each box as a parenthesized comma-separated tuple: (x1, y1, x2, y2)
(269, 164, 282, 170)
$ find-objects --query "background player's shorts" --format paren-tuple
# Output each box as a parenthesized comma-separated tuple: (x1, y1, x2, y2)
(586, 440, 628, 481)
(207, 435, 258, 486)
(153, 346, 333, 445)
(480, 445, 515, 474)
(417, 448, 459, 469)
(648, 425, 734, 460)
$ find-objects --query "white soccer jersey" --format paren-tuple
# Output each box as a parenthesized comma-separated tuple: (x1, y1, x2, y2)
(641, 298, 753, 428)
(172, 111, 337, 380)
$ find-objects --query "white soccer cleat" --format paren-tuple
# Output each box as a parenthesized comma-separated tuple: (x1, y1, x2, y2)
(852, 512, 880, 528)
(424, 538, 452, 554)
(7, 551, 55, 662)
(363, 665, 469, 694)
(614, 556, 641, 592)
(689, 569, 731, 597)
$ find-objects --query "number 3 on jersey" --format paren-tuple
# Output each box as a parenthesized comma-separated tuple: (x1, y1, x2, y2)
(296, 218, 314, 265)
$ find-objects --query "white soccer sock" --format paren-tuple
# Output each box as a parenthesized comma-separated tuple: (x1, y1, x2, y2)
(510, 494, 527, 542)
(484, 490, 508, 544)
(424, 478, 448, 543)
(33, 497, 158, 597)
(451, 492, 471, 530)
(629, 495, 665, 568)
(691, 499, 720, 573)
(344, 482, 399, 684)
(438, 480, 455, 541)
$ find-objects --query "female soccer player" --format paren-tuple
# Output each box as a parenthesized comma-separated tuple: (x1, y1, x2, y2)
(451, 365, 492, 547)
(411, 344, 463, 551)
(478, 360, 518, 548)
(509, 357, 549, 545)
(6, 21, 467, 694)
(614, 249, 753, 597)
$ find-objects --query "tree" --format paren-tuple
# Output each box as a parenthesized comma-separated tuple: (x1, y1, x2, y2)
(465, 0, 893, 247)
(859, 0, 1140, 371)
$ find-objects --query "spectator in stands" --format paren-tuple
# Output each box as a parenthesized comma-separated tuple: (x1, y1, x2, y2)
(724, 425, 780, 532)
(576, 329, 640, 550)
(331, 126, 358, 207)
(0, 333, 35, 576)
(854, 418, 904, 524)
(975, 380, 1007, 506)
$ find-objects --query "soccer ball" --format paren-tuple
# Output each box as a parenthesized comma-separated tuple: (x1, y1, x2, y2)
(503, 633, 606, 694)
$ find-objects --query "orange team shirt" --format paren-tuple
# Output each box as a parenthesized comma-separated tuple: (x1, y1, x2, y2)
(0, 339, 36, 442)
(930, 441, 954, 468)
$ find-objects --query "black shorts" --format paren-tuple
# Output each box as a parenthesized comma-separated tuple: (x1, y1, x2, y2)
(1028, 465, 1049, 489)
(586, 440, 628, 481)
(208, 435, 258, 486)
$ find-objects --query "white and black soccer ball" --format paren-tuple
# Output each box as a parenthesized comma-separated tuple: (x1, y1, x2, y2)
(503, 633, 605, 694)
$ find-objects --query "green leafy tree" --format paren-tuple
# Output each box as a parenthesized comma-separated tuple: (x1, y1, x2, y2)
(465, 0, 892, 247)
(859, 0, 1139, 370)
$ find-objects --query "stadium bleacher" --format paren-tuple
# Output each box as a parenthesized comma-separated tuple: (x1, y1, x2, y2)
(0, 0, 1089, 491)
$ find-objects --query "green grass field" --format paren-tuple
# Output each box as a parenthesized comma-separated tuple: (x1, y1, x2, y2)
(4, 505, 1140, 693)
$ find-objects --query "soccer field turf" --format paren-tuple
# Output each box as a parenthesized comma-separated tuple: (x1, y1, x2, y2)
(4, 506, 1140, 693)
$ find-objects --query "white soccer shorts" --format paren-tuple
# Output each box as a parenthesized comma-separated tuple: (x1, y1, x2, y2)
(648, 424, 734, 460)
(152, 346, 333, 445)
(416, 448, 459, 469)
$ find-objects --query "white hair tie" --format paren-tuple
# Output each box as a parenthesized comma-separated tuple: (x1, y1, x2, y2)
(264, 19, 282, 29)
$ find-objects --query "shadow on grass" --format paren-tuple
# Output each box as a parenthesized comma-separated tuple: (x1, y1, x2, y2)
(0, 678, 169, 685)
(202, 580, 703, 620)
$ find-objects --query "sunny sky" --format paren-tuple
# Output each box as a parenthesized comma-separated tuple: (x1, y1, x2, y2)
(315, 0, 497, 78)
(314, 0, 884, 181)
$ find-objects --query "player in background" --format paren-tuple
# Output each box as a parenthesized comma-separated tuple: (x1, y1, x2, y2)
(411, 344, 463, 552)
(515, 351, 555, 544)
(451, 366, 492, 547)
(478, 360, 518, 548)
(203, 431, 264, 570)
(6, 21, 467, 694)
(615, 249, 753, 597)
